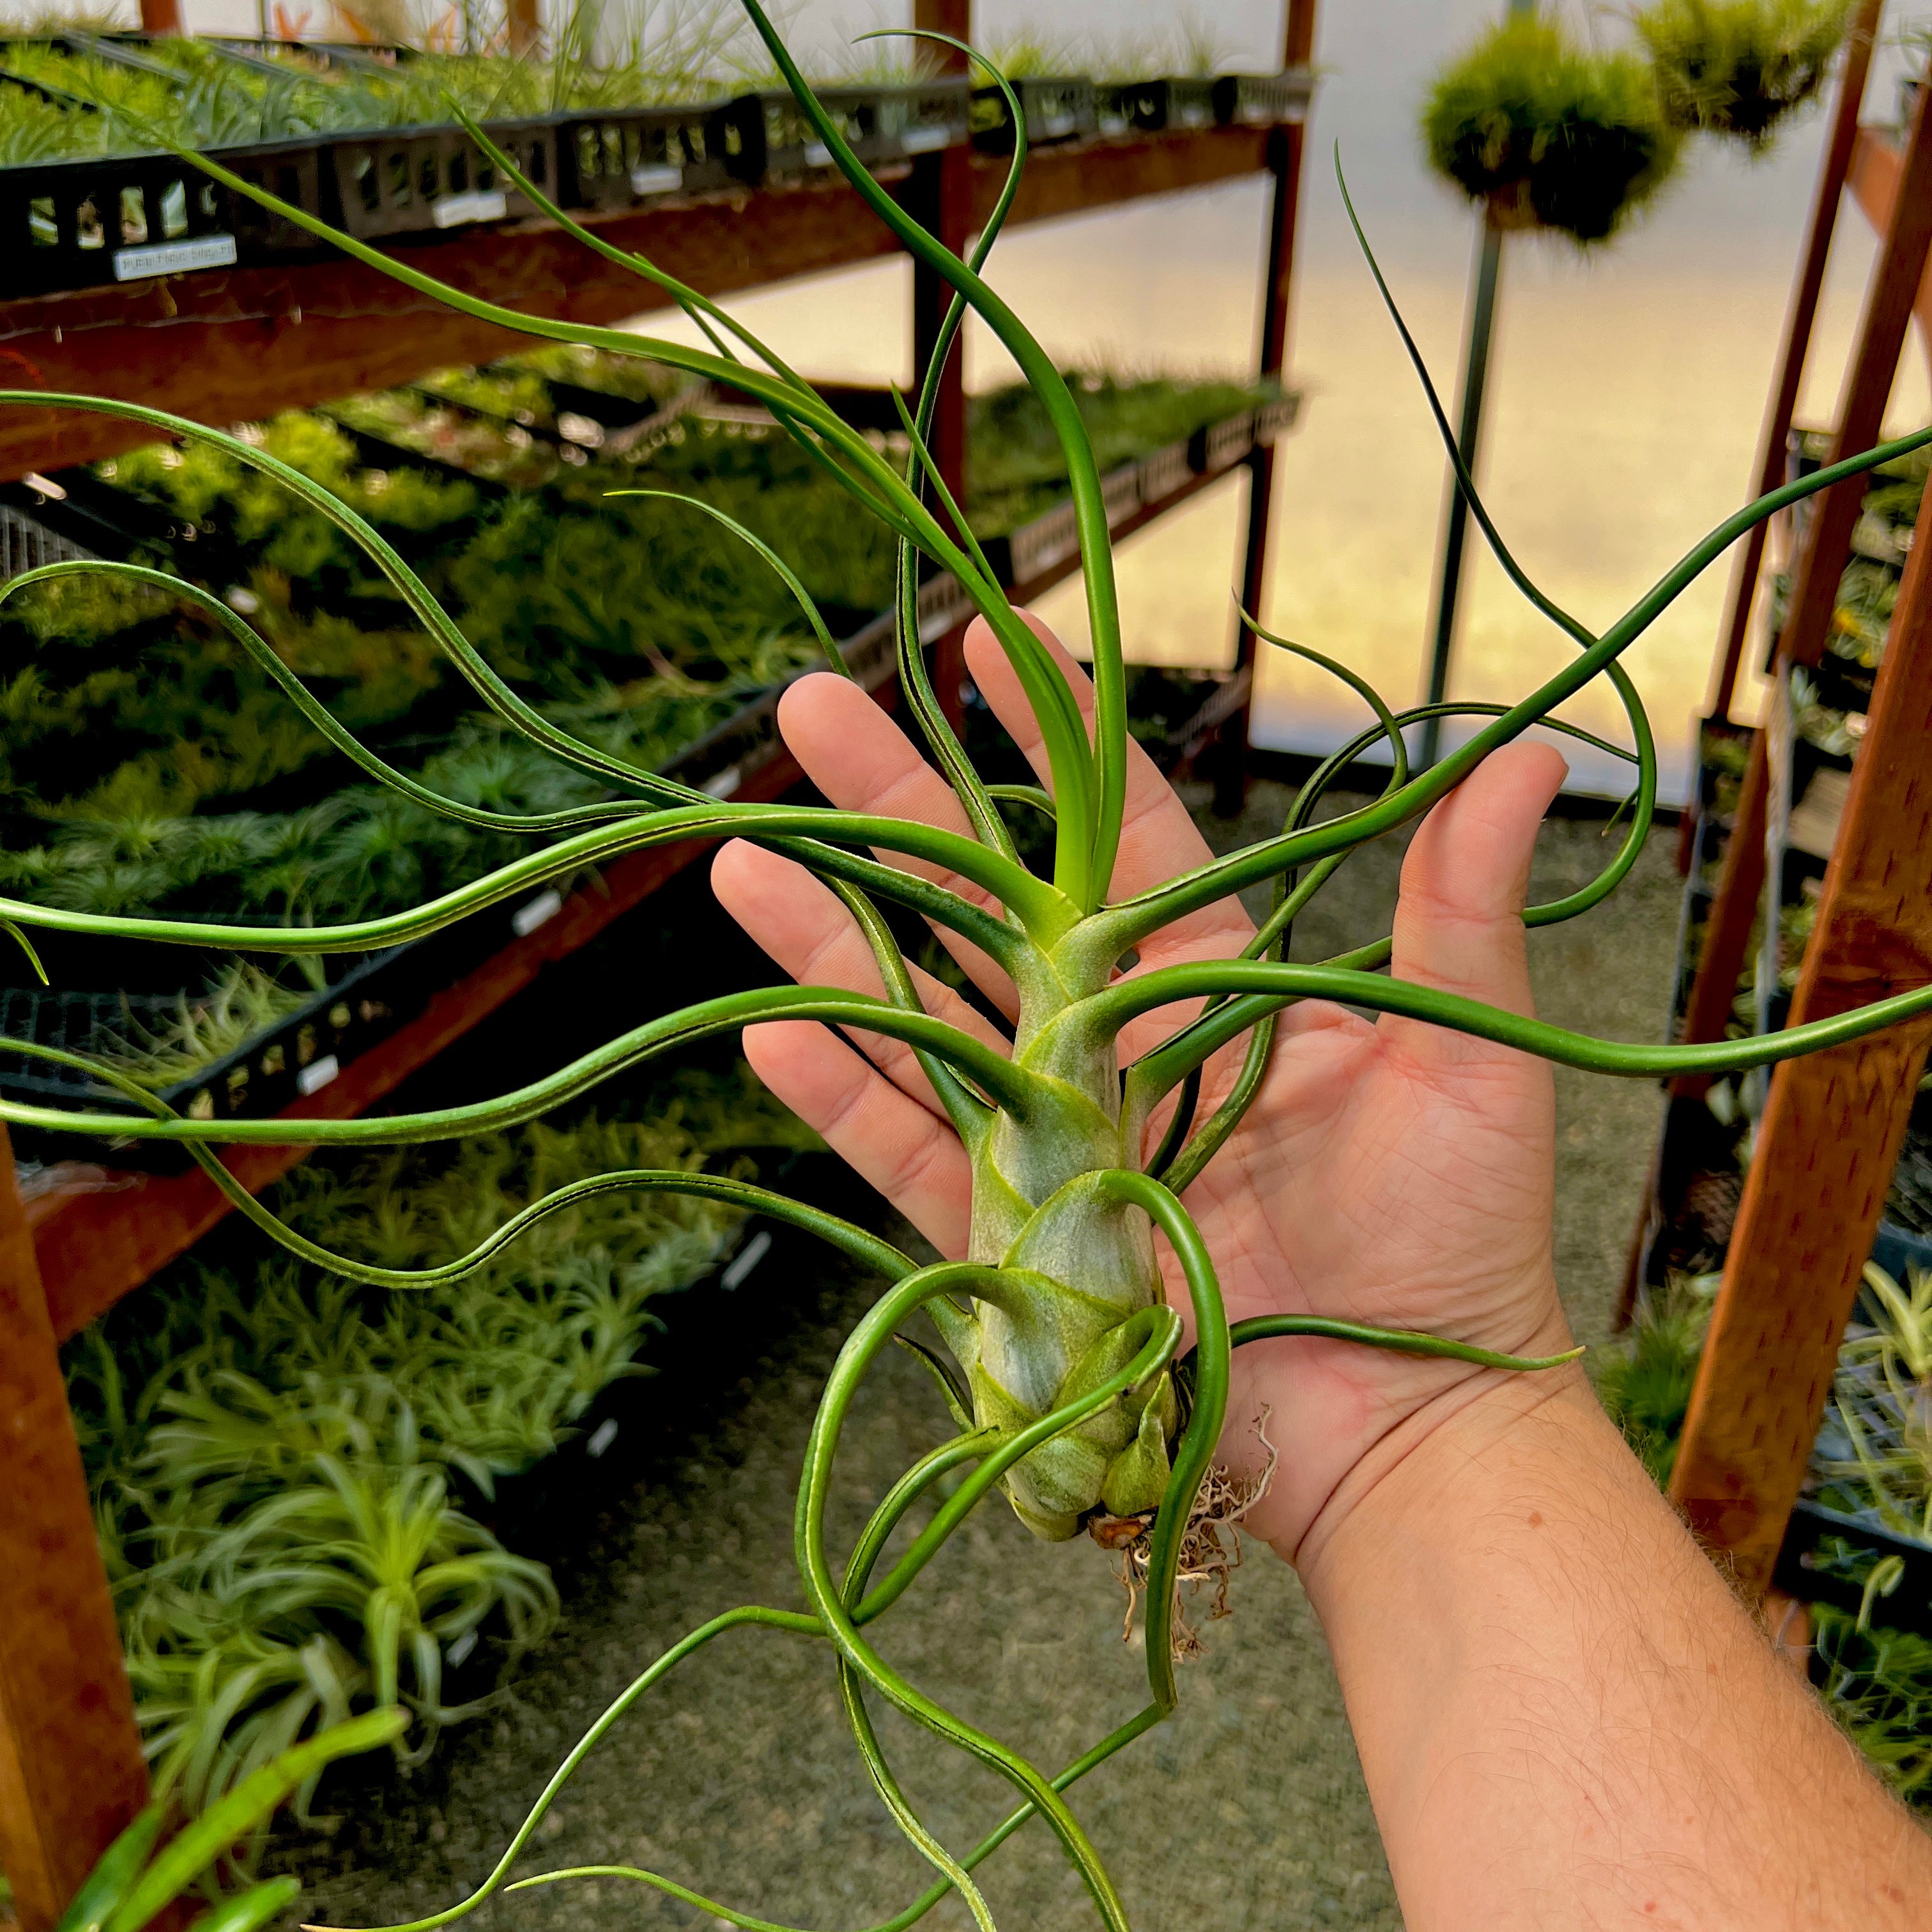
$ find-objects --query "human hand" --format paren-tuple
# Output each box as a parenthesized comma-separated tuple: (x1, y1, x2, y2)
(710, 615, 1574, 1567)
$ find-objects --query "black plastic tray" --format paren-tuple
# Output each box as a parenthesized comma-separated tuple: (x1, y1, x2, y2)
(756, 77, 969, 180)
(969, 75, 1095, 151)
(558, 95, 762, 209)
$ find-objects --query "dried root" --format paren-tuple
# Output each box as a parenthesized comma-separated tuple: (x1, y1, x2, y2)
(1098, 1406, 1278, 1664)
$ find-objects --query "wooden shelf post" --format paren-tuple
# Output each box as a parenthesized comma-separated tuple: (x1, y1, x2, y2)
(1216, 0, 1317, 815)
(1671, 464, 1932, 1593)
(912, 0, 974, 730)
(1672, 50, 1932, 1099)
(0, 1126, 149, 1932)
(1701, 0, 1882, 733)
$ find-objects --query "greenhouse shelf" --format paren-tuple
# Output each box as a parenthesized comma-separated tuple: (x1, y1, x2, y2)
(6, 387, 1294, 1280)
(0, 9, 1324, 1908)
(0, 120, 1298, 483)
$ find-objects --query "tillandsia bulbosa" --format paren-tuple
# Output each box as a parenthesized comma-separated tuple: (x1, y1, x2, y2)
(12, 8, 1932, 1926)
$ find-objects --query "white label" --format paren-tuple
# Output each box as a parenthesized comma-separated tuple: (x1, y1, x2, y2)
(113, 233, 237, 280)
(298, 1054, 340, 1096)
(721, 1229, 772, 1291)
(629, 162, 683, 195)
(586, 1417, 620, 1458)
(702, 764, 742, 799)
(803, 141, 832, 167)
(901, 125, 951, 153)
(512, 888, 564, 937)
(1041, 114, 1075, 136)
(432, 189, 509, 229)
(445, 1630, 478, 1667)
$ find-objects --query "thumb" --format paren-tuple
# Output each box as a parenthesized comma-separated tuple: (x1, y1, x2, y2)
(1386, 740, 1567, 1065)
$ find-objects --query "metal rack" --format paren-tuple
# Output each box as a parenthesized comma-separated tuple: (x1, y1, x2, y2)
(0, 6, 1321, 1924)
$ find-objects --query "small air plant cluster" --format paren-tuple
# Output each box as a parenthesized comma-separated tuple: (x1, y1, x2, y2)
(68, 1071, 806, 1847)
(12, 6, 1932, 1920)
(1425, 0, 1852, 244)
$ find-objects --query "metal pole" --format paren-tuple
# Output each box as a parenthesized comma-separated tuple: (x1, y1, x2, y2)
(1419, 215, 1505, 769)
(1419, 0, 1531, 770)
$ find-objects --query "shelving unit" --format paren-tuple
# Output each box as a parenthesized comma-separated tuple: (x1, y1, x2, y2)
(1625, 0, 1932, 1610)
(0, 5, 1320, 1922)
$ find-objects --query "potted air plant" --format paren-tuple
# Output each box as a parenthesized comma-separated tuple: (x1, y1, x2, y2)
(1636, 0, 1852, 148)
(1424, 14, 1681, 242)
(11, 3, 1932, 1921)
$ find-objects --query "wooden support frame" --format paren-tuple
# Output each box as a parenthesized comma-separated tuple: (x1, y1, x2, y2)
(911, 0, 974, 732)
(1214, 0, 1317, 815)
(1702, 0, 1882, 729)
(1673, 466, 1932, 1591)
(1655, 2, 1932, 1595)
(0, 1127, 150, 1931)
(0, 129, 1280, 486)
(1672, 49, 1932, 1101)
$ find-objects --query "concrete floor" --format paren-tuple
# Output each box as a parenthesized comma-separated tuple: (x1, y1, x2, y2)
(275, 783, 1683, 1932)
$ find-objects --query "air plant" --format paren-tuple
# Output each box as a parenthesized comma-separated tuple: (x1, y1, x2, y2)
(1636, 0, 1852, 148)
(1423, 15, 1681, 242)
(71, 1079, 804, 1826)
(14, 7, 1932, 1920)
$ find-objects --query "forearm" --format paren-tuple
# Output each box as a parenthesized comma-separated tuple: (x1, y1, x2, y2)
(1294, 1362, 1932, 1931)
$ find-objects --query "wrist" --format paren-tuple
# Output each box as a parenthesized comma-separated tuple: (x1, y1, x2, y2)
(1285, 1303, 1590, 1588)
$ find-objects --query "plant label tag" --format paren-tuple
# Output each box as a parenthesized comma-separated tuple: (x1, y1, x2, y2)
(721, 1229, 773, 1291)
(432, 189, 509, 229)
(586, 1418, 620, 1458)
(113, 234, 237, 280)
(702, 765, 742, 799)
(629, 162, 683, 195)
(512, 889, 564, 937)
(803, 141, 832, 167)
(298, 1054, 340, 1096)
(901, 126, 951, 153)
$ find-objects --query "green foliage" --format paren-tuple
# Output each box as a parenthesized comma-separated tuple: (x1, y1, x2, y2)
(1423, 16, 1681, 242)
(969, 367, 1279, 537)
(56, 1710, 397, 1928)
(65, 1067, 813, 1833)
(1637, 0, 1851, 144)
(91, 962, 311, 1091)
(1593, 1271, 1719, 1483)
(1813, 1606, 1932, 1801)
(0, 363, 1252, 940)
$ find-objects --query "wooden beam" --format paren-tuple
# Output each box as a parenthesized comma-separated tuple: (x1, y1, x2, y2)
(506, 0, 542, 55)
(1706, 0, 1882, 721)
(0, 1126, 149, 1932)
(0, 130, 1273, 484)
(1779, 75, 1932, 678)
(1670, 66, 1932, 1092)
(1220, 0, 1317, 813)
(908, 0, 974, 731)
(29, 746, 807, 1342)
(1846, 126, 1932, 388)
(137, 0, 181, 32)
(1671, 461, 1932, 1595)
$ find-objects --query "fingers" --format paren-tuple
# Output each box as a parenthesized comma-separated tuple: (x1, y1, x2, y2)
(772, 673, 1018, 1015)
(742, 1020, 972, 1259)
(712, 840, 1010, 1117)
(1386, 740, 1567, 1069)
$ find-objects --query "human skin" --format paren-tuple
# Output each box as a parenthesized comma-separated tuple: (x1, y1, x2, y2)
(710, 615, 1932, 1929)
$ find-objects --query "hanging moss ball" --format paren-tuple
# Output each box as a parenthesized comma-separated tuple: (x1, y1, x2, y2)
(1637, 0, 1851, 146)
(1422, 15, 1682, 243)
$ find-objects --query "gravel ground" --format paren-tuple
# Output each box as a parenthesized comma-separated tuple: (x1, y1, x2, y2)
(273, 781, 1683, 1932)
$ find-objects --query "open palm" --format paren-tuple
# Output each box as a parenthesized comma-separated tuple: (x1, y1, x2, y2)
(712, 616, 1575, 1564)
